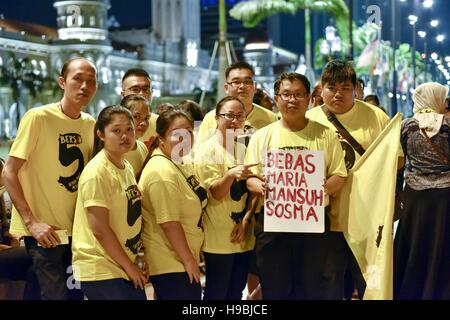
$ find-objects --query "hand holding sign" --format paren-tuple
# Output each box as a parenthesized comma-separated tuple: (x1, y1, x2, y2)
(228, 163, 259, 180)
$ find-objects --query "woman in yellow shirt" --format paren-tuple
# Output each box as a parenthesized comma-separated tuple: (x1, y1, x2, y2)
(195, 96, 257, 300)
(72, 105, 148, 300)
(139, 108, 207, 300)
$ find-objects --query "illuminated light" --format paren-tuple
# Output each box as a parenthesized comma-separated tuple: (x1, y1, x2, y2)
(430, 20, 439, 27)
(423, 0, 433, 8)
(436, 34, 445, 42)
(388, 92, 394, 98)
(418, 31, 426, 38)
(431, 52, 438, 60)
(408, 15, 418, 25)
(245, 42, 270, 50)
(186, 41, 198, 67)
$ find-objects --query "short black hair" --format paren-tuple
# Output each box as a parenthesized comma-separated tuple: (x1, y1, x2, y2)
(321, 59, 357, 87)
(357, 78, 365, 91)
(122, 68, 151, 83)
(120, 94, 149, 111)
(215, 96, 244, 116)
(60, 58, 96, 80)
(364, 94, 380, 106)
(225, 61, 255, 79)
(274, 72, 311, 95)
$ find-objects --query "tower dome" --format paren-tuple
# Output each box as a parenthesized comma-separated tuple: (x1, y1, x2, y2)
(53, 0, 111, 41)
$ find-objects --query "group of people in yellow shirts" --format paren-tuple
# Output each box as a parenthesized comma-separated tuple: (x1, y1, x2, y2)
(5, 55, 447, 301)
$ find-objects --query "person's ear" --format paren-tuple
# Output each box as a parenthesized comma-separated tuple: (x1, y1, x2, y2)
(58, 76, 65, 90)
(224, 82, 230, 95)
(96, 129, 104, 141)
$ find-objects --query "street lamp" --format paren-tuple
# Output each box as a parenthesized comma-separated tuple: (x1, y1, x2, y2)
(436, 34, 445, 42)
(423, 0, 433, 8)
(430, 20, 439, 28)
(409, 15, 418, 88)
(320, 26, 341, 61)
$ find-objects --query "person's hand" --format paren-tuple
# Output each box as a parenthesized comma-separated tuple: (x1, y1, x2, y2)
(183, 257, 201, 284)
(230, 222, 244, 243)
(124, 263, 148, 290)
(323, 178, 328, 196)
(27, 221, 61, 248)
(3, 231, 21, 247)
(228, 163, 258, 180)
(255, 179, 266, 197)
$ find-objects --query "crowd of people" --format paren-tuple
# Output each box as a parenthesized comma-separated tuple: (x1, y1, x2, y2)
(0, 57, 448, 300)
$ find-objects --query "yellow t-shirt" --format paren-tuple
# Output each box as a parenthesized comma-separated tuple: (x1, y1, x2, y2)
(306, 100, 397, 231)
(72, 150, 143, 281)
(124, 140, 149, 176)
(196, 103, 278, 144)
(140, 113, 158, 143)
(194, 138, 255, 254)
(139, 149, 205, 276)
(306, 100, 390, 170)
(9, 103, 95, 236)
(244, 120, 348, 208)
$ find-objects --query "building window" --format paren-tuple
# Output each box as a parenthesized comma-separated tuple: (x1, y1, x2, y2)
(90, 16, 96, 27)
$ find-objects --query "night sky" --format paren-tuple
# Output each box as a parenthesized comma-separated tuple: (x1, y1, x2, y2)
(0, 0, 449, 60)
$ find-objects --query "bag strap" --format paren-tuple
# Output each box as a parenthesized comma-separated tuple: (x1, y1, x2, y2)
(420, 128, 450, 165)
(322, 104, 366, 156)
(321, 105, 366, 156)
(150, 153, 207, 230)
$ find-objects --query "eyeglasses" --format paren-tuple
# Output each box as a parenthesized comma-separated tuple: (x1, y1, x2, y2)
(226, 80, 254, 88)
(126, 86, 152, 94)
(277, 92, 308, 101)
(218, 113, 246, 122)
(324, 86, 353, 95)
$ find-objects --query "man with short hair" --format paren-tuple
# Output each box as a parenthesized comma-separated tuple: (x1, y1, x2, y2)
(2, 58, 97, 300)
(121, 68, 158, 143)
(245, 72, 347, 299)
(196, 61, 278, 145)
(306, 59, 402, 299)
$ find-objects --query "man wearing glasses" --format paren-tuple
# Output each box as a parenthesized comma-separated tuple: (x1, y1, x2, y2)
(306, 60, 402, 299)
(196, 61, 278, 145)
(244, 72, 347, 299)
(121, 68, 158, 144)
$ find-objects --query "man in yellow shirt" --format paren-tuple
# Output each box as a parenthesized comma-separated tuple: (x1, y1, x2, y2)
(121, 68, 158, 144)
(2, 58, 97, 300)
(306, 60, 402, 299)
(196, 61, 278, 145)
(245, 72, 347, 299)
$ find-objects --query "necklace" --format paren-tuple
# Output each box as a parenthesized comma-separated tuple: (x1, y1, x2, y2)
(59, 101, 67, 117)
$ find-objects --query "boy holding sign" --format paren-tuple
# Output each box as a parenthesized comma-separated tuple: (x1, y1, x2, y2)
(245, 72, 347, 299)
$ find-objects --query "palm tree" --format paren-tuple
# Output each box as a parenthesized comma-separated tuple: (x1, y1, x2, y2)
(230, 0, 350, 71)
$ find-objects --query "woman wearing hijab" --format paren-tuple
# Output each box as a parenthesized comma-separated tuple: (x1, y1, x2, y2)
(394, 82, 450, 300)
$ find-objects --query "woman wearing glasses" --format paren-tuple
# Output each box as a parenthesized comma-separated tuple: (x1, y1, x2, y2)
(195, 96, 257, 300)
(120, 94, 150, 177)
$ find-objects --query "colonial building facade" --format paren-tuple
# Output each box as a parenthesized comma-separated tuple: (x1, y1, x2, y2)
(0, 0, 217, 138)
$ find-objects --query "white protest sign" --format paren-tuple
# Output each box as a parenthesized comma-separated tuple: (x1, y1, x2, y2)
(264, 150, 325, 233)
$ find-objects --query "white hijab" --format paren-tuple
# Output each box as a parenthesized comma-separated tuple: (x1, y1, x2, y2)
(413, 82, 449, 138)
